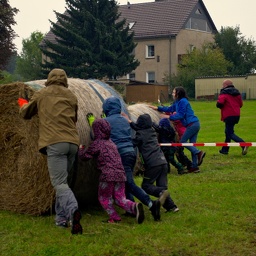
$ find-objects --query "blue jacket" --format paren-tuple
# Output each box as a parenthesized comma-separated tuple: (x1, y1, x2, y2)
(102, 96, 134, 155)
(158, 98, 198, 127)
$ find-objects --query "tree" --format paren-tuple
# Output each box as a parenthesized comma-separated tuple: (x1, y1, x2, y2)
(215, 26, 256, 75)
(15, 31, 45, 81)
(164, 44, 232, 97)
(0, 0, 18, 70)
(41, 0, 139, 79)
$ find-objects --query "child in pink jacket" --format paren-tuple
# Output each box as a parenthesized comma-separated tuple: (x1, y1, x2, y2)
(78, 118, 144, 224)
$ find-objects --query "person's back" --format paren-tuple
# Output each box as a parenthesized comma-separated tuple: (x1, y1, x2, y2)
(20, 69, 79, 154)
(131, 113, 179, 213)
(102, 97, 134, 155)
(19, 68, 82, 235)
(217, 81, 243, 121)
(216, 79, 247, 155)
(132, 114, 167, 169)
(152, 118, 184, 174)
(79, 118, 126, 182)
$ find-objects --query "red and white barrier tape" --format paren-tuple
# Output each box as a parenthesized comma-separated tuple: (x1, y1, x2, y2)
(159, 142, 256, 147)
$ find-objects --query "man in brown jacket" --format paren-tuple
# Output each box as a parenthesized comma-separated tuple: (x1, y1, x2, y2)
(19, 68, 82, 235)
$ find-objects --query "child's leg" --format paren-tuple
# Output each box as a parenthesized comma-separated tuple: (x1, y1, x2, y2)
(98, 181, 121, 221)
(155, 164, 178, 211)
(141, 165, 166, 197)
(176, 147, 192, 169)
(114, 182, 145, 224)
(167, 148, 184, 173)
(113, 182, 136, 214)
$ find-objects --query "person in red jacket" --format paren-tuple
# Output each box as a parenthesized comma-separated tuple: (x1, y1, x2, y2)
(216, 79, 248, 155)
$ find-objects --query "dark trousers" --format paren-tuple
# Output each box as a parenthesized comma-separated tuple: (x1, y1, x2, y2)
(221, 116, 244, 153)
(141, 164, 176, 211)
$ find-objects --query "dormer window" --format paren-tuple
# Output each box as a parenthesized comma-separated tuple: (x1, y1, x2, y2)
(129, 22, 135, 29)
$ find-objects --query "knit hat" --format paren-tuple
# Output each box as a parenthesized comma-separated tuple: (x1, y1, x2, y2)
(222, 79, 233, 88)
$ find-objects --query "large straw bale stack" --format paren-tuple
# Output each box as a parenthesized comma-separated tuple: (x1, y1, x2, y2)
(0, 79, 127, 215)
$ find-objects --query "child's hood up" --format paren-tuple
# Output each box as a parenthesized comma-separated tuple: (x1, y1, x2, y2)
(92, 119, 111, 140)
(102, 96, 121, 117)
(134, 113, 152, 130)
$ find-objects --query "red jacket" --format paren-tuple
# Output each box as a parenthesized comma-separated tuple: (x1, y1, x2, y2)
(216, 86, 243, 121)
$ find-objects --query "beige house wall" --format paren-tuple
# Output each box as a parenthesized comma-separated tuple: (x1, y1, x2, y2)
(133, 38, 170, 83)
(128, 29, 215, 83)
(195, 75, 256, 99)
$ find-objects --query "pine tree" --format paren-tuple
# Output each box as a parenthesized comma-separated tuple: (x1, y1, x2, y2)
(41, 0, 139, 79)
(0, 0, 18, 70)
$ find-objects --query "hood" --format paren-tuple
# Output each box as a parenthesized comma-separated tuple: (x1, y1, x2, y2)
(220, 86, 240, 96)
(159, 118, 171, 128)
(92, 118, 111, 140)
(133, 113, 152, 130)
(102, 96, 121, 116)
(45, 68, 68, 88)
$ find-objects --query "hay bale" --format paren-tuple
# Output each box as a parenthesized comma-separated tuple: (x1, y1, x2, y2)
(0, 79, 127, 215)
(127, 103, 162, 175)
(127, 103, 161, 124)
(0, 82, 54, 216)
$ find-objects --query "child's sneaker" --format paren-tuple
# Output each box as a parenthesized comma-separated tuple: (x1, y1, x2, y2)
(150, 200, 161, 221)
(86, 113, 95, 127)
(135, 203, 145, 224)
(165, 207, 179, 213)
(71, 209, 83, 235)
(56, 220, 68, 228)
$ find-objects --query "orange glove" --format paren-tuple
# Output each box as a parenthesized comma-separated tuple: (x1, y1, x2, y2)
(18, 98, 29, 108)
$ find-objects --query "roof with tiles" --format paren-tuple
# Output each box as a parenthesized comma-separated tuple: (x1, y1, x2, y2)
(118, 0, 217, 39)
(41, 0, 217, 45)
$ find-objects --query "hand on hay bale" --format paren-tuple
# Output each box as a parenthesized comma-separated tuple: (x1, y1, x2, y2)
(86, 113, 96, 127)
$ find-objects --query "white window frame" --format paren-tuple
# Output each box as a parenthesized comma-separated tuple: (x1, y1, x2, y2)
(146, 45, 155, 58)
(146, 72, 155, 83)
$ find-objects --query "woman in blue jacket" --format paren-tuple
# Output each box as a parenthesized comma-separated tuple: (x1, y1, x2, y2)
(149, 86, 205, 173)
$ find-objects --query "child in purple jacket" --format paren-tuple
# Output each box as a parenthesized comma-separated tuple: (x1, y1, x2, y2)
(78, 118, 144, 224)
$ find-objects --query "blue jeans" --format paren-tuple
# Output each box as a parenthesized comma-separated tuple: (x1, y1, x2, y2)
(180, 121, 201, 168)
(221, 116, 244, 153)
(120, 151, 152, 207)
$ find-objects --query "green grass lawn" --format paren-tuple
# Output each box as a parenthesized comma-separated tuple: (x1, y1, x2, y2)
(1, 100, 256, 256)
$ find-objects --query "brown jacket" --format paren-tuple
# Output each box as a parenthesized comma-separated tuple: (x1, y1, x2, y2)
(20, 69, 79, 154)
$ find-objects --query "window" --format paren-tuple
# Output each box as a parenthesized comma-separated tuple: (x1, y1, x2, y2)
(146, 72, 155, 83)
(146, 45, 155, 58)
(129, 73, 135, 80)
(185, 17, 212, 33)
(128, 22, 135, 29)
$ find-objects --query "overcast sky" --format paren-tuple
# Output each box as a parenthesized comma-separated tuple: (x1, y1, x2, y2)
(9, 0, 256, 54)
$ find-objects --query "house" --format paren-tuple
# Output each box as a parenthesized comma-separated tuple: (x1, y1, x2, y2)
(118, 0, 217, 83)
(42, 0, 217, 84)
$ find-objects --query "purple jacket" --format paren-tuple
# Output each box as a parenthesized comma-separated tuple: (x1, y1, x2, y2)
(78, 118, 126, 182)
